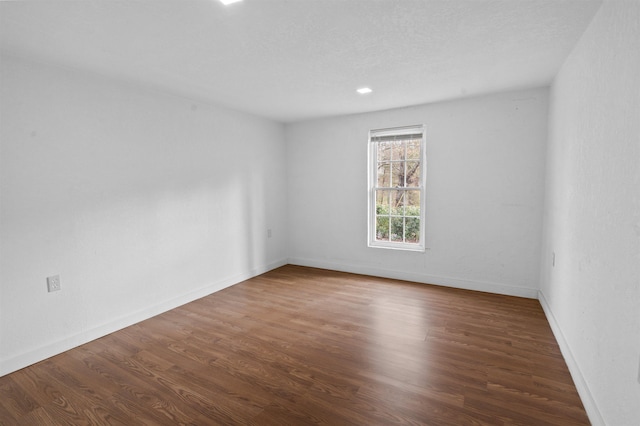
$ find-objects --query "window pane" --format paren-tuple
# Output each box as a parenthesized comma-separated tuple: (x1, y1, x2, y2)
(389, 190, 405, 215)
(390, 217, 404, 242)
(405, 217, 420, 243)
(377, 162, 390, 187)
(391, 162, 404, 187)
(391, 141, 405, 160)
(376, 216, 389, 241)
(406, 190, 420, 217)
(375, 190, 390, 215)
(406, 140, 421, 160)
(377, 142, 392, 162)
(405, 161, 420, 187)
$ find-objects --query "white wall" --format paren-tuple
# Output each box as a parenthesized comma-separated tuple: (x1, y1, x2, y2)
(286, 88, 548, 298)
(539, 1, 640, 425)
(0, 54, 288, 375)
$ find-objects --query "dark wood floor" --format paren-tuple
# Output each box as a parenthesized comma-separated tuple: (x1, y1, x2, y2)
(0, 265, 589, 425)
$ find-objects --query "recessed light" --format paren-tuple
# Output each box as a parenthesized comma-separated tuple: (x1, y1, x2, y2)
(220, 0, 242, 5)
(357, 87, 372, 94)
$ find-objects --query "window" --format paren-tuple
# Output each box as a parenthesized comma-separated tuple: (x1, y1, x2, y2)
(368, 125, 426, 251)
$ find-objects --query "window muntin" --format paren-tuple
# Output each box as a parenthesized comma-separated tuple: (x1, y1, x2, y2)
(368, 125, 426, 251)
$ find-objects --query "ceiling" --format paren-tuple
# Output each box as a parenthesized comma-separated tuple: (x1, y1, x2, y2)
(1, 0, 602, 123)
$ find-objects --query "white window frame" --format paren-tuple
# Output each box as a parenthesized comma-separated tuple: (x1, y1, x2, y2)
(368, 125, 426, 251)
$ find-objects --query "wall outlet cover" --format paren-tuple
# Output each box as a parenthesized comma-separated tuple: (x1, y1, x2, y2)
(47, 275, 61, 292)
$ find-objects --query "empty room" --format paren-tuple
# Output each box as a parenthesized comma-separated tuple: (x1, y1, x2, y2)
(1, 0, 638, 425)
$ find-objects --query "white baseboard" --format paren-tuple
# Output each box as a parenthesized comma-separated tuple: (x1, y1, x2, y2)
(0, 258, 287, 377)
(538, 290, 604, 426)
(288, 257, 538, 299)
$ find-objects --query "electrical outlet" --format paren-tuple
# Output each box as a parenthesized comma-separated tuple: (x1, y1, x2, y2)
(637, 355, 640, 384)
(552, 252, 556, 267)
(267, 229, 272, 238)
(47, 275, 61, 292)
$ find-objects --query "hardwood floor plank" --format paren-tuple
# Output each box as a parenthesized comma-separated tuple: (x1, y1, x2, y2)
(0, 376, 40, 420)
(13, 406, 58, 426)
(0, 265, 589, 425)
(73, 352, 200, 424)
(6, 364, 64, 410)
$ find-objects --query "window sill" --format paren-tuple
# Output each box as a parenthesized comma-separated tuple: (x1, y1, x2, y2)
(368, 242, 426, 252)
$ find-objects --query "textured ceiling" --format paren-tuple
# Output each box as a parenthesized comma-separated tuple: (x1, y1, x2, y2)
(1, 0, 602, 123)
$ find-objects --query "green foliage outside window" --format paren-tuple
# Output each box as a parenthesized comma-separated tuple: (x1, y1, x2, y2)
(375, 204, 420, 243)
